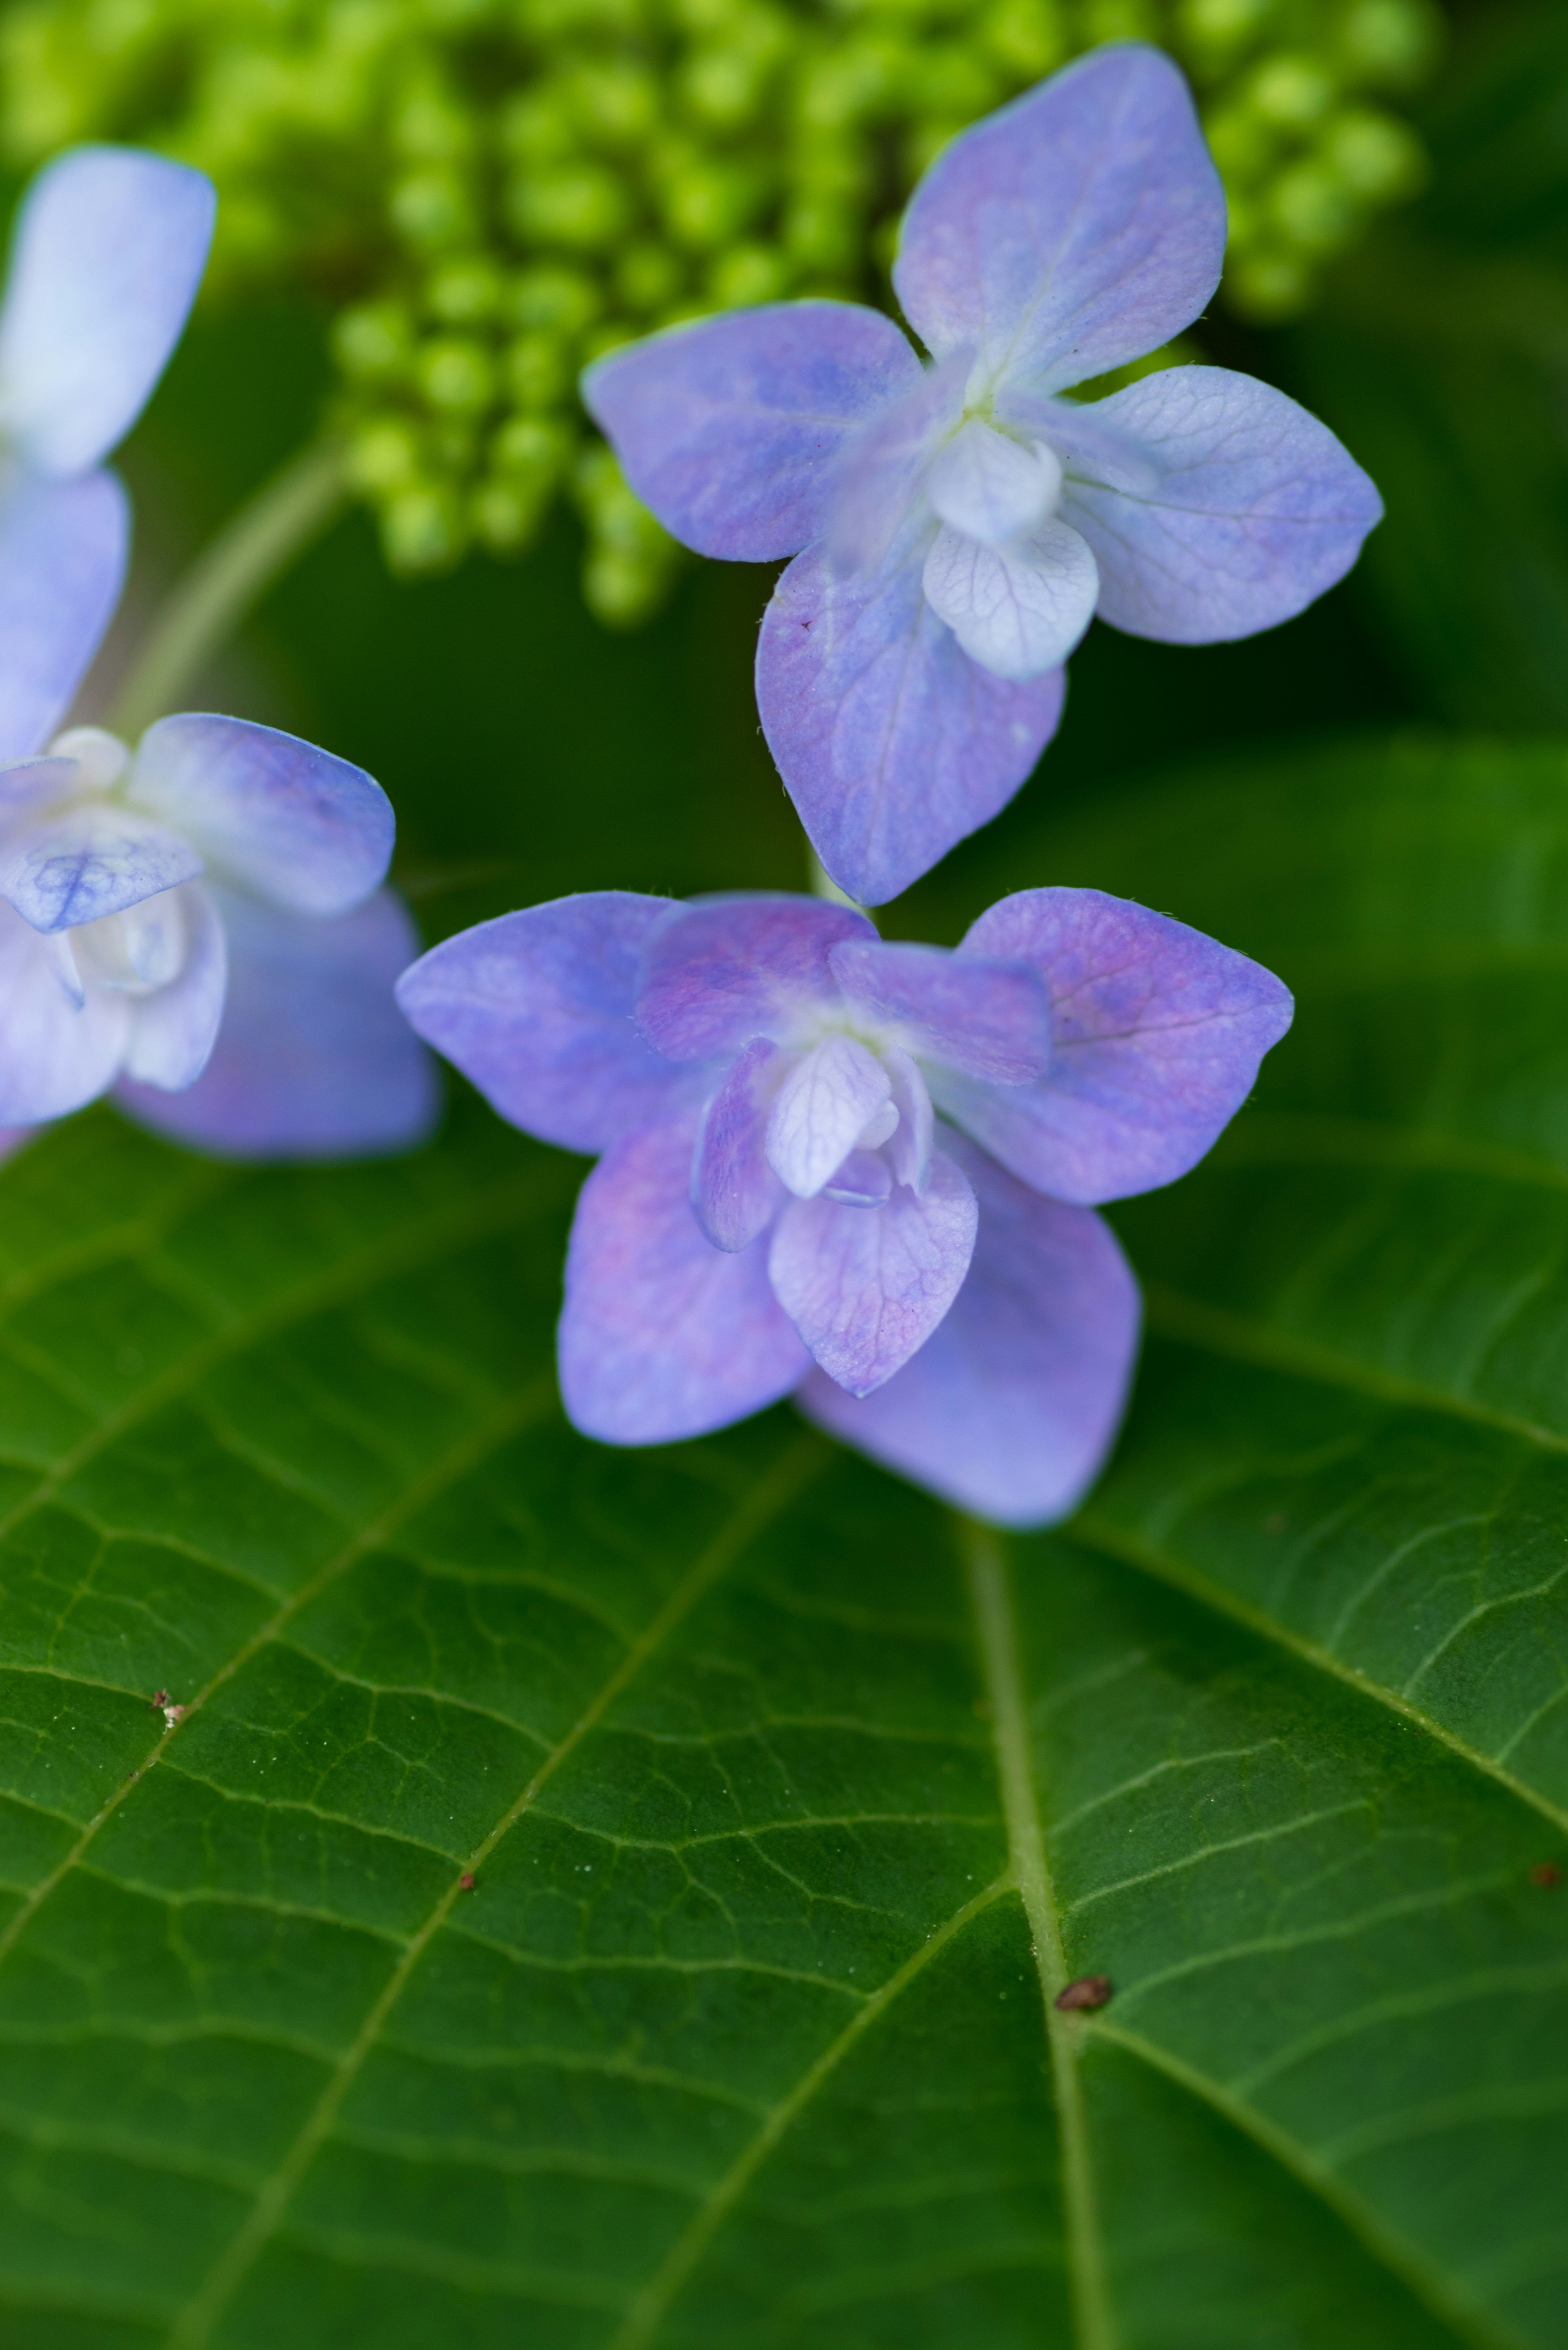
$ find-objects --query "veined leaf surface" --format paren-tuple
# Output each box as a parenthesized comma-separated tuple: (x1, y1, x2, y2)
(0, 737, 1566, 2349)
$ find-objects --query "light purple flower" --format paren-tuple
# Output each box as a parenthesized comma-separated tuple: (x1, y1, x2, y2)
(0, 713, 436, 1157)
(397, 884, 1292, 1523)
(584, 44, 1382, 905)
(0, 147, 216, 763)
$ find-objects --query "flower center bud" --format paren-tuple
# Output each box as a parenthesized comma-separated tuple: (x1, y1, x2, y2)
(47, 726, 131, 792)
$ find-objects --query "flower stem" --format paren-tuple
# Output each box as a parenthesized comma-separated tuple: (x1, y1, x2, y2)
(109, 437, 349, 738)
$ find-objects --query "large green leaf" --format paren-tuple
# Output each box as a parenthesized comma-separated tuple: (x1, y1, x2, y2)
(2, 737, 1568, 2348)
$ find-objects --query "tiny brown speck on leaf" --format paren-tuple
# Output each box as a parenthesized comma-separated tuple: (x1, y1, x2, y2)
(1530, 1862, 1563, 1888)
(1054, 1974, 1112, 2012)
(459, 1872, 476, 1891)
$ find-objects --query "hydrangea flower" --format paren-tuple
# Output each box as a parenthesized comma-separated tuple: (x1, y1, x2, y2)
(585, 44, 1383, 905)
(0, 713, 437, 1157)
(397, 885, 1292, 1523)
(0, 147, 215, 763)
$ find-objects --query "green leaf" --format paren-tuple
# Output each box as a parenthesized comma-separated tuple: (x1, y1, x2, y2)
(3, 737, 1568, 2347)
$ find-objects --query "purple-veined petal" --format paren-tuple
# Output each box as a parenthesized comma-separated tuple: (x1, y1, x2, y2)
(822, 1148, 892, 1207)
(0, 896, 129, 1121)
(119, 881, 226, 1090)
(799, 1135, 1139, 1524)
(0, 469, 126, 764)
(118, 885, 439, 1160)
(935, 885, 1293, 1202)
(1059, 366, 1384, 643)
(757, 532, 1065, 906)
(830, 936, 1050, 1082)
(396, 892, 688, 1155)
(885, 1045, 933, 1191)
(635, 892, 873, 1060)
(693, 1035, 786, 1251)
(922, 515, 1098, 681)
(559, 1109, 811, 1444)
(768, 1145, 977, 1395)
(128, 713, 393, 914)
(0, 148, 214, 476)
(892, 45, 1224, 396)
(0, 799, 201, 932)
(582, 301, 922, 562)
(926, 421, 1060, 546)
(765, 1033, 891, 1199)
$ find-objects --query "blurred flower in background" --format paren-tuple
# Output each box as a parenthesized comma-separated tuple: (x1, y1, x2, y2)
(0, 0, 1442, 620)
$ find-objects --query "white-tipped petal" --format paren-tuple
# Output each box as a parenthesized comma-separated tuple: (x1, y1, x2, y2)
(926, 420, 1060, 546)
(922, 515, 1099, 681)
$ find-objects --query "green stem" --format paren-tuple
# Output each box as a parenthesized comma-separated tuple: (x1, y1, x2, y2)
(109, 437, 349, 738)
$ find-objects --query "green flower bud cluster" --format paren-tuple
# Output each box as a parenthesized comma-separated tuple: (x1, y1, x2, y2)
(0, 0, 1441, 619)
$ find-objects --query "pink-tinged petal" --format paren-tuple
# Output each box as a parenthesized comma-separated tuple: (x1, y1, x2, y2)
(0, 800, 201, 932)
(635, 892, 873, 1059)
(765, 1034, 891, 1199)
(1060, 366, 1383, 643)
(582, 301, 922, 562)
(799, 1138, 1140, 1524)
(885, 1046, 933, 1191)
(693, 1036, 786, 1251)
(0, 470, 126, 763)
(926, 421, 1059, 546)
(397, 892, 688, 1155)
(0, 148, 214, 476)
(120, 882, 226, 1090)
(128, 713, 393, 914)
(559, 1110, 811, 1445)
(0, 897, 129, 1122)
(0, 1126, 40, 1164)
(922, 515, 1098, 681)
(938, 886, 1293, 1203)
(757, 534, 1065, 906)
(892, 45, 1224, 395)
(768, 1146, 977, 1395)
(118, 885, 439, 1161)
(830, 936, 1051, 1082)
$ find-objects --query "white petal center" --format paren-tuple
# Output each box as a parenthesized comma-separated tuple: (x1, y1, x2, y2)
(926, 419, 1061, 546)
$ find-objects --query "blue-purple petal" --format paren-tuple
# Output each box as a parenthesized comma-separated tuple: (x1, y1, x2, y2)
(829, 936, 1051, 1083)
(692, 1036, 786, 1251)
(0, 147, 214, 476)
(583, 301, 922, 562)
(799, 1136, 1140, 1524)
(756, 534, 1065, 906)
(0, 470, 127, 763)
(892, 45, 1224, 397)
(129, 713, 394, 914)
(559, 1110, 811, 1444)
(396, 892, 689, 1155)
(635, 892, 873, 1060)
(118, 885, 439, 1160)
(936, 886, 1293, 1203)
(1060, 366, 1384, 643)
